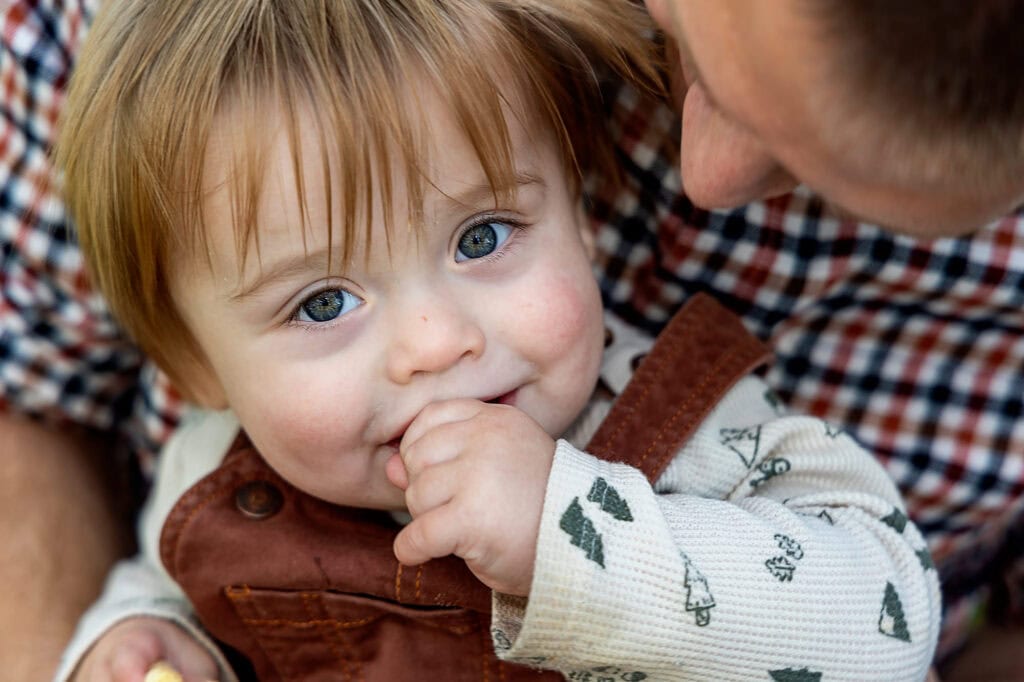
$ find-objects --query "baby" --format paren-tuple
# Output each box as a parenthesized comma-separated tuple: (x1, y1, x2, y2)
(55, 1, 940, 680)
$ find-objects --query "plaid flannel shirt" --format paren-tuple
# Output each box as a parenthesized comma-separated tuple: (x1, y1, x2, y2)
(1, 0, 181, 468)
(3, 0, 1023, 662)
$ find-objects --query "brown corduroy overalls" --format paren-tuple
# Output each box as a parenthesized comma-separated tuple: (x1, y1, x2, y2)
(159, 293, 770, 681)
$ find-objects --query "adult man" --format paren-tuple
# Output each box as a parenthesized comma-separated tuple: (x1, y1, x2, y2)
(2, 0, 1023, 679)
(644, 0, 1024, 236)
(634, 2, 1024, 677)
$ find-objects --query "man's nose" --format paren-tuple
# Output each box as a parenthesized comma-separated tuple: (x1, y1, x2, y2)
(386, 295, 485, 384)
(679, 81, 796, 209)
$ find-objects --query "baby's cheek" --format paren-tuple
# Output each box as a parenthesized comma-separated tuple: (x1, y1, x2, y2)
(250, 410, 353, 501)
(543, 271, 604, 353)
(233, 386, 352, 471)
(519, 269, 604, 397)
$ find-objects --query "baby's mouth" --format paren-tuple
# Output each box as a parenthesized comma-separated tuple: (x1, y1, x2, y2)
(488, 389, 518, 406)
(385, 389, 519, 449)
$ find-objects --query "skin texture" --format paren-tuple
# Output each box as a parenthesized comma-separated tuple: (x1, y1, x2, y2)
(0, 415, 130, 681)
(644, 0, 1024, 236)
(75, 84, 605, 678)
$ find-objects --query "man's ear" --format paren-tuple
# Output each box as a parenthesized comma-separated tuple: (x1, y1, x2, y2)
(170, 352, 228, 409)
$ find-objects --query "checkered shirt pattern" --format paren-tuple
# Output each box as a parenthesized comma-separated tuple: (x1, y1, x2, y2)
(1, 0, 182, 466)
(4, 0, 1024, 663)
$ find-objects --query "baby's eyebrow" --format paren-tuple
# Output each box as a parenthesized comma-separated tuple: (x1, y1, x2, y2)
(436, 171, 546, 213)
(230, 246, 342, 302)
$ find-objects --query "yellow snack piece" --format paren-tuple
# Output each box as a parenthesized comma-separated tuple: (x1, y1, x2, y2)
(144, 661, 184, 682)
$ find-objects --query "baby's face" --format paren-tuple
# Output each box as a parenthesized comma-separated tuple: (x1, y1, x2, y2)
(171, 93, 605, 510)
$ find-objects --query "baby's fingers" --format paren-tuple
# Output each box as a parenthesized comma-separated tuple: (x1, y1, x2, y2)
(72, 617, 219, 682)
(160, 628, 221, 682)
(73, 620, 159, 682)
(144, 662, 183, 682)
(394, 504, 463, 566)
(400, 399, 484, 452)
(104, 644, 156, 682)
(404, 460, 458, 517)
(144, 660, 217, 682)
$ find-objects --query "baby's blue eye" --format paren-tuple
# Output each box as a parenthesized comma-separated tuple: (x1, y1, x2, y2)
(296, 288, 363, 323)
(455, 221, 513, 262)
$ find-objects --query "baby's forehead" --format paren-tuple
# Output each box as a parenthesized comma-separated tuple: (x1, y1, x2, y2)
(195, 78, 563, 269)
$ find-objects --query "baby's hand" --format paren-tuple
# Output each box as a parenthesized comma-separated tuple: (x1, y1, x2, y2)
(392, 399, 556, 596)
(72, 616, 219, 682)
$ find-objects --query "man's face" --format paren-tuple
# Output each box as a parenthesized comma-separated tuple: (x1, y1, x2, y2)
(645, 0, 1023, 236)
(172, 88, 605, 510)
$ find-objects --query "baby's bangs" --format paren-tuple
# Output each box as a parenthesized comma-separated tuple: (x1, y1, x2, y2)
(214, 0, 573, 273)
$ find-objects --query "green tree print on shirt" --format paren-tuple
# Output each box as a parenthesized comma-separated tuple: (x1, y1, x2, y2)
(879, 581, 911, 642)
(721, 426, 762, 468)
(587, 477, 634, 521)
(881, 508, 908, 533)
(680, 551, 716, 626)
(560, 497, 605, 568)
(766, 555, 797, 582)
(916, 548, 935, 571)
(751, 457, 791, 488)
(769, 668, 823, 681)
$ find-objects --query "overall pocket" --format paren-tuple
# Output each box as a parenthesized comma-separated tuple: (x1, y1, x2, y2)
(225, 586, 498, 682)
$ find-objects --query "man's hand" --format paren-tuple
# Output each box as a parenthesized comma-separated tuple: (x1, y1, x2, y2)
(391, 399, 556, 596)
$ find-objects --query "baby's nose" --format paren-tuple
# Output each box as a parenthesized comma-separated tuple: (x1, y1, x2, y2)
(386, 301, 485, 383)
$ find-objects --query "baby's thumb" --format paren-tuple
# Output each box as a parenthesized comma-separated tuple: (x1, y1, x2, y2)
(385, 451, 409, 490)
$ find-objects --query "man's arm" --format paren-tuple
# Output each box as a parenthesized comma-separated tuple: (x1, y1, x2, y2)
(0, 414, 131, 681)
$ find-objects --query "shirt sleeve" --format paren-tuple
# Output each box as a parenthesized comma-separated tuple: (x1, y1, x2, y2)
(53, 408, 241, 682)
(491, 376, 941, 681)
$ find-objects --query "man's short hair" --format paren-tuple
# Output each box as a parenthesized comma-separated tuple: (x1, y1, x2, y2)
(811, 0, 1024, 187)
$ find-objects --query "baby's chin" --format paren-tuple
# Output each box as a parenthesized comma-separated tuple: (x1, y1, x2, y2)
(312, 495, 406, 513)
(283, 470, 407, 510)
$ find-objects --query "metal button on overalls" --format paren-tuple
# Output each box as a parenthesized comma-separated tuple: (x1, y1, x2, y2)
(234, 480, 283, 519)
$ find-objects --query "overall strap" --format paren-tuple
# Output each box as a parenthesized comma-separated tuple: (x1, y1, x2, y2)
(586, 293, 771, 483)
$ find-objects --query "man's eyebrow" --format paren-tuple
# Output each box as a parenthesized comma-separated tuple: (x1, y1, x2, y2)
(230, 246, 341, 302)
